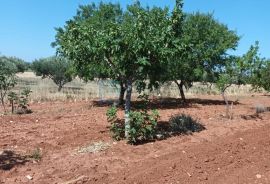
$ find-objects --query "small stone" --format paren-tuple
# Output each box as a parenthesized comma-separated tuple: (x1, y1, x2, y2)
(26, 175, 33, 180)
(204, 158, 210, 162)
(182, 150, 186, 154)
(240, 138, 243, 141)
(256, 174, 262, 179)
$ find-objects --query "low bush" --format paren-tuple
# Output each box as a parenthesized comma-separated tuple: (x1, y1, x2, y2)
(169, 114, 205, 135)
(106, 106, 125, 141)
(106, 94, 160, 144)
(8, 88, 32, 114)
(128, 109, 159, 144)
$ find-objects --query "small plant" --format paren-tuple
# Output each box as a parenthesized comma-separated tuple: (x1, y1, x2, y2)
(106, 106, 125, 141)
(169, 114, 205, 135)
(8, 88, 32, 114)
(28, 148, 42, 161)
(128, 109, 159, 144)
(106, 94, 160, 144)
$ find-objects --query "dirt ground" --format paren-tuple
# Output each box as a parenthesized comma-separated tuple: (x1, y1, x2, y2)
(0, 95, 270, 184)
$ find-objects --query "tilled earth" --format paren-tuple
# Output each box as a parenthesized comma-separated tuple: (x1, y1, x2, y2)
(0, 95, 270, 184)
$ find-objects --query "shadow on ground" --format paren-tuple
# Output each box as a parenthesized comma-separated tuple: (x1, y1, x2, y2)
(92, 97, 240, 110)
(0, 150, 28, 170)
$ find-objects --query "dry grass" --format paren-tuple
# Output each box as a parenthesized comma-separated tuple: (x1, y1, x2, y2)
(14, 72, 255, 102)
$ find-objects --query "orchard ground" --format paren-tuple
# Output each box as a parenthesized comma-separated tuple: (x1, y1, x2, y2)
(1, 94, 270, 183)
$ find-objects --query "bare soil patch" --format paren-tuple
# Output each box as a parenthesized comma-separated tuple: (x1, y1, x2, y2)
(1, 95, 270, 183)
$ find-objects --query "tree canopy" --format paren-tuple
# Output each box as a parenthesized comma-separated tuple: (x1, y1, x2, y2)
(53, 1, 185, 136)
(32, 56, 73, 91)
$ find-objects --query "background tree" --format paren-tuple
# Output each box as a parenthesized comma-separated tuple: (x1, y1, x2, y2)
(53, 1, 182, 137)
(165, 12, 240, 102)
(0, 58, 17, 111)
(32, 56, 73, 91)
(0, 56, 29, 73)
(216, 42, 261, 117)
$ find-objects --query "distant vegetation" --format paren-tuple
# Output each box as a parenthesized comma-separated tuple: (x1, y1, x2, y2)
(32, 56, 73, 91)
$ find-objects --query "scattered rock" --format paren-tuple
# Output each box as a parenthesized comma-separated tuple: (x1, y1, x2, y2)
(26, 175, 33, 180)
(256, 174, 262, 179)
(61, 175, 89, 184)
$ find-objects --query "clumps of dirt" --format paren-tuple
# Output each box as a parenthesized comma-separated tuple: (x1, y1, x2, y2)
(76, 141, 111, 154)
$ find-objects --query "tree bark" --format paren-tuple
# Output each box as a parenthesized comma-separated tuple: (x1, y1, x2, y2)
(175, 80, 186, 103)
(118, 81, 126, 106)
(124, 79, 132, 138)
(58, 85, 63, 92)
(0, 97, 6, 112)
(221, 91, 230, 118)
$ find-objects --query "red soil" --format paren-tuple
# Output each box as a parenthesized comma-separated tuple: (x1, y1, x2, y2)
(0, 95, 270, 184)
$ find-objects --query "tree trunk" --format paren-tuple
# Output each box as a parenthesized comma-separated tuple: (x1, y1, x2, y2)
(118, 81, 126, 106)
(175, 80, 186, 103)
(58, 85, 62, 92)
(0, 97, 6, 112)
(221, 91, 230, 118)
(124, 79, 132, 138)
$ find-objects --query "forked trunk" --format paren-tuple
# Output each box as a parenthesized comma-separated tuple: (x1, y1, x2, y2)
(124, 79, 132, 138)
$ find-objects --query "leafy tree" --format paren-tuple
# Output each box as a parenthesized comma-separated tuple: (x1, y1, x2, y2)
(53, 1, 182, 137)
(216, 42, 262, 117)
(32, 56, 72, 91)
(0, 56, 29, 73)
(165, 12, 240, 102)
(0, 59, 17, 111)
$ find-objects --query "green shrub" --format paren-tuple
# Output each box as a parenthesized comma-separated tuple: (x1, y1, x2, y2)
(8, 88, 32, 114)
(169, 114, 205, 135)
(106, 94, 160, 144)
(106, 106, 124, 141)
(128, 109, 159, 144)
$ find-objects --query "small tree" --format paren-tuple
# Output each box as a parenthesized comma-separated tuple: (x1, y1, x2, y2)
(216, 42, 261, 117)
(32, 56, 73, 91)
(0, 59, 17, 111)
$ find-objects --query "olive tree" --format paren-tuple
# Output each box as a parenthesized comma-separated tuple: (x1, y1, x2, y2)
(53, 1, 183, 137)
(0, 56, 29, 73)
(32, 56, 72, 91)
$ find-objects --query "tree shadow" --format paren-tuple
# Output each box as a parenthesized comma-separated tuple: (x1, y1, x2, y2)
(188, 98, 240, 106)
(92, 97, 240, 110)
(0, 150, 28, 170)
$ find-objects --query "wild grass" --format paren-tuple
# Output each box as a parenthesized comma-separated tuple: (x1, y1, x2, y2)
(15, 72, 255, 102)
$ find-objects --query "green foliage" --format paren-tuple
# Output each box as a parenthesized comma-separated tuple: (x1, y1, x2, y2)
(0, 56, 29, 73)
(8, 88, 32, 114)
(32, 56, 73, 91)
(169, 114, 205, 134)
(106, 95, 160, 144)
(164, 12, 240, 101)
(248, 43, 270, 92)
(217, 42, 262, 93)
(0, 59, 18, 111)
(53, 1, 183, 137)
(128, 109, 159, 144)
(28, 148, 42, 161)
(106, 106, 125, 140)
